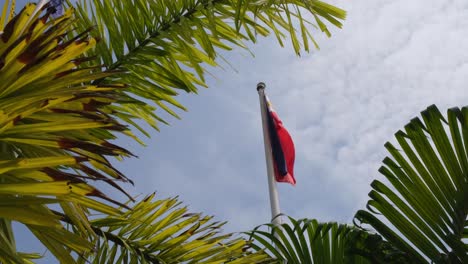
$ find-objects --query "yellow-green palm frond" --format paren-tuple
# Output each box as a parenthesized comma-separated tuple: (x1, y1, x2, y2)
(70, 0, 346, 135)
(75, 194, 270, 263)
(0, 3, 139, 263)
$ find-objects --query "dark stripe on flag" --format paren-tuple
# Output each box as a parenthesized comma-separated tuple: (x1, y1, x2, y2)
(264, 95, 289, 177)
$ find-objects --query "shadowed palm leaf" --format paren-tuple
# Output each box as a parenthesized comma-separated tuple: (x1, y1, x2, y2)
(355, 105, 468, 263)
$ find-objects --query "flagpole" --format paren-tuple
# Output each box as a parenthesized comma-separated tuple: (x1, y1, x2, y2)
(257, 82, 282, 226)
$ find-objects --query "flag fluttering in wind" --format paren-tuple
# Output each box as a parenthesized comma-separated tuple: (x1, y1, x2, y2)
(256, 82, 294, 226)
(264, 95, 296, 185)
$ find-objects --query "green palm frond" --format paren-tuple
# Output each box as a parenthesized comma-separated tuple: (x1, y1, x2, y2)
(0, 2, 141, 262)
(69, 0, 346, 134)
(355, 105, 468, 263)
(74, 194, 270, 263)
(247, 217, 378, 264)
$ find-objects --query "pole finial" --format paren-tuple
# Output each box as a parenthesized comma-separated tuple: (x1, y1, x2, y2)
(257, 82, 266, 91)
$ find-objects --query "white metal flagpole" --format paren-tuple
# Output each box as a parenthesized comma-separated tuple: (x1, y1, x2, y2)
(257, 82, 283, 226)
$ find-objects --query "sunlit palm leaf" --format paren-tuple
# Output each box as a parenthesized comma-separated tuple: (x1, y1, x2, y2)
(69, 0, 346, 134)
(74, 194, 270, 263)
(0, 2, 138, 262)
(355, 105, 468, 263)
(247, 217, 379, 264)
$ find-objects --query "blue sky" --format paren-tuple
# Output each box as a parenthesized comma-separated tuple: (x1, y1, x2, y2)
(10, 0, 468, 262)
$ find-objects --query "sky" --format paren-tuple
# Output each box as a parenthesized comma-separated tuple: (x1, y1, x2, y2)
(10, 0, 468, 262)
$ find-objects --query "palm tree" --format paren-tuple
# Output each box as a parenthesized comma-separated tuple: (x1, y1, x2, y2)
(0, 0, 345, 262)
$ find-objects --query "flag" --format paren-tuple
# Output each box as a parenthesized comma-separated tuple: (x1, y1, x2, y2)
(264, 95, 296, 185)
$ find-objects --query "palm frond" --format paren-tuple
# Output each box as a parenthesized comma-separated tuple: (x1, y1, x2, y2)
(75, 194, 270, 263)
(355, 105, 468, 263)
(247, 217, 380, 264)
(69, 0, 346, 134)
(0, 3, 141, 262)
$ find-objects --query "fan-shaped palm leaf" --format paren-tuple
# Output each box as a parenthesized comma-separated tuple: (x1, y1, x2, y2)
(355, 105, 468, 263)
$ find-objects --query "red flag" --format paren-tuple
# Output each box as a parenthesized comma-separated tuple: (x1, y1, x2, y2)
(265, 95, 296, 185)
